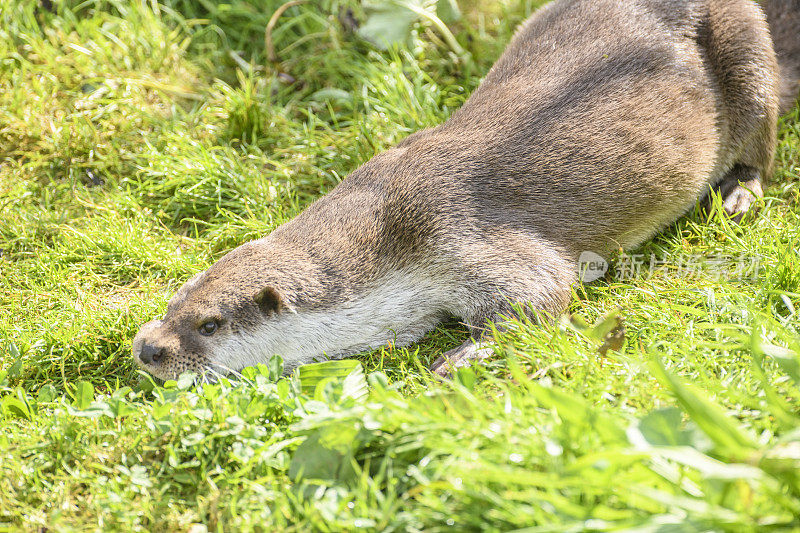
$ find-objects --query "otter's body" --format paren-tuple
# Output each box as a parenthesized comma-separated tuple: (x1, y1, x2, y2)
(134, 0, 800, 380)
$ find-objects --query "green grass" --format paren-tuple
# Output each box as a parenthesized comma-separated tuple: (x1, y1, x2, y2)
(1, 0, 800, 530)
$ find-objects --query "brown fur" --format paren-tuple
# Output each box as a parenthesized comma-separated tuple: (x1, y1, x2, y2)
(133, 0, 800, 380)
(765, 0, 800, 113)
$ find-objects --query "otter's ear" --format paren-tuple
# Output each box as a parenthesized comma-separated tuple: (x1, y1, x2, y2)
(254, 286, 285, 316)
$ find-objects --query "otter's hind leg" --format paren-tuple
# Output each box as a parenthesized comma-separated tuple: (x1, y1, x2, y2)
(704, 1, 778, 220)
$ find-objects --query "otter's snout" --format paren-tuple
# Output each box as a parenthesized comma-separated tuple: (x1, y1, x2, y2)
(138, 342, 165, 366)
(132, 319, 166, 369)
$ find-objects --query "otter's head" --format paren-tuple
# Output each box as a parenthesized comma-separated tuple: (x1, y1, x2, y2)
(131, 244, 296, 381)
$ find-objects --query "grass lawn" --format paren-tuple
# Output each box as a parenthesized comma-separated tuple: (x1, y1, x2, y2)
(2, 0, 800, 530)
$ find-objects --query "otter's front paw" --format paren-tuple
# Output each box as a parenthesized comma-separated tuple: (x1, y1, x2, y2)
(430, 339, 493, 378)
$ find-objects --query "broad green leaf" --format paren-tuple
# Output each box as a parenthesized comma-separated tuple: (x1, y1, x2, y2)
(73, 381, 94, 410)
(1, 393, 31, 420)
(358, 1, 420, 50)
(6, 357, 22, 378)
(178, 372, 197, 390)
(152, 403, 172, 420)
(268, 355, 284, 381)
(107, 396, 138, 418)
(359, 0, 466, 55)
(37, 384, 57, 404)
(288, 425, 359, 482)
(276, 379, 290, 400)
(313, 377, 339, 402)
(297, 360, 364, 397)
(176, 372, 196, 390)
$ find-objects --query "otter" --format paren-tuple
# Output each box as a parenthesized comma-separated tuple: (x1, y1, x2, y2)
(133, 0, 800, 381)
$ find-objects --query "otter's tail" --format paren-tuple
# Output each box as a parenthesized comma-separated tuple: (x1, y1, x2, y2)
(764, 0, 800, 113)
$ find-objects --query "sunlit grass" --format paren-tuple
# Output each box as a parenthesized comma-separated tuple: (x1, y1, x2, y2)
(1, 0, 799, 530)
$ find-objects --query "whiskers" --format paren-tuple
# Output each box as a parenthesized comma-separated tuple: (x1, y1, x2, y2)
(197, 362, 244, 386)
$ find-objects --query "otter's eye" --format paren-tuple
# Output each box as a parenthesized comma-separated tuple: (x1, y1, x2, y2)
(198, 320, 218, 336)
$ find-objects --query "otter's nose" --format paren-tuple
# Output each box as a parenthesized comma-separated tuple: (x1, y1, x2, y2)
(138, 343, 165, 366)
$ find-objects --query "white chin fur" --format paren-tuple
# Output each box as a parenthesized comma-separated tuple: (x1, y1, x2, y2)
(208, 269, 456, 373)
